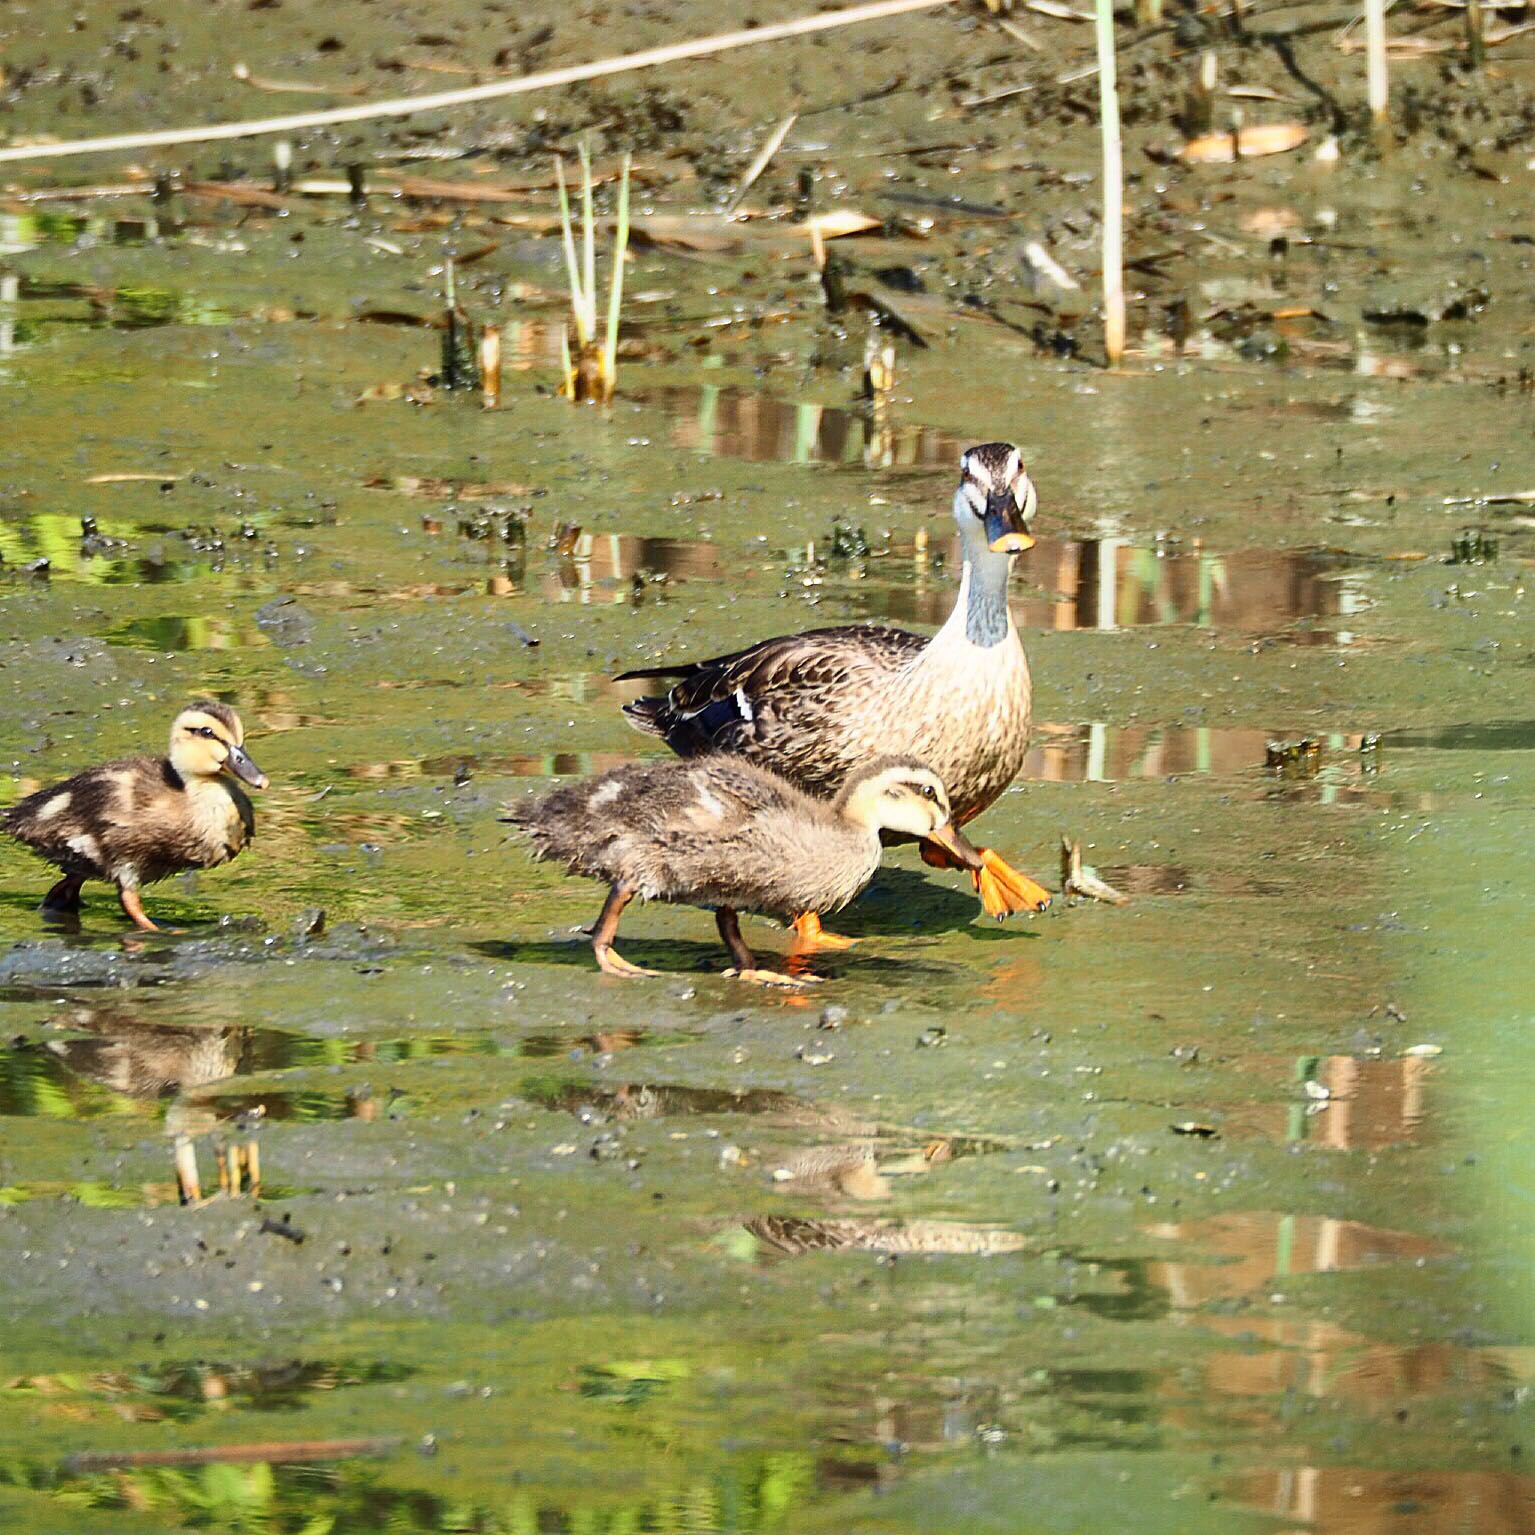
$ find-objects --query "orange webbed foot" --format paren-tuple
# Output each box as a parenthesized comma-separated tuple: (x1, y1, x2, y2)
(789, 911, 858, 951)
(972, 848, 1052, 918)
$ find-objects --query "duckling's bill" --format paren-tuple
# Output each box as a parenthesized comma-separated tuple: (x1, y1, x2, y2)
(923, 819, 984, 872)
(223, 742, 268, 790)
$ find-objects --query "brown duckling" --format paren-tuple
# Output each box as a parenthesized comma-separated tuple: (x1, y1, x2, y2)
(507, 754, 978, 987)
(3, 701, 267, 932)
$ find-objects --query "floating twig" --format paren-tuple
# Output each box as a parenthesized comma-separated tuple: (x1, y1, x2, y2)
(1060, 837, 1130, 906)
(724, 112, 798, 215)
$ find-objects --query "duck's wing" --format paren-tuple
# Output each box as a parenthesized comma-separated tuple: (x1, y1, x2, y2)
(619, 625, 926, 787)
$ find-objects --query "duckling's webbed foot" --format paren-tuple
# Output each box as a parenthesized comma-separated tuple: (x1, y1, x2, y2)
(592, 883, 659, 979)
(718, 908, 820, 987)
(42, 875, 84, 913)
(789, 911, 858, 950)
(725, 967, 823, 989)
(117, 885, 162, 932)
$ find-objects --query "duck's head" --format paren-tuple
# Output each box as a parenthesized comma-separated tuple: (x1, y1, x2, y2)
(169, 701, 268, 789)
(837, 757, 979, 865)
(954, 442, 1037, 556)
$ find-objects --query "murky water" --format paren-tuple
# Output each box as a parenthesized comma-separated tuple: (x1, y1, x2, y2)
(1, 3, 1533, 1531)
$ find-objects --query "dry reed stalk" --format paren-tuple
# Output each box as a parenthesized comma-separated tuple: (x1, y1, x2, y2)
(1094, 0, 1125, 366)
(0, 0, 957, 165)
(1365, 0, 1389, 124)
(557, 147, 632, 403)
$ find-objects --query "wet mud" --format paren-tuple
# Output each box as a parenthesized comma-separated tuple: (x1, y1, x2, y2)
(1, 2, 1533, 1531)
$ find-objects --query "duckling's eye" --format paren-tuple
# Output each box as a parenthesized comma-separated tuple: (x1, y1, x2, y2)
(194, 727, 219, 740)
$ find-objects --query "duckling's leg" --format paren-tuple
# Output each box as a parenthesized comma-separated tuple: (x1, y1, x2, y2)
(42, 874, 85, 913)
(117, 884, 162, 933)
(788, 911, 858, 951)
(721, 908, 822, 989)
(592, 883, 660, 979)
(920, 837, 1051, 917)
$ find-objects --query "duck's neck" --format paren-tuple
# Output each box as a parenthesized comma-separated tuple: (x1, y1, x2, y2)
(941, 543, 1014, 648)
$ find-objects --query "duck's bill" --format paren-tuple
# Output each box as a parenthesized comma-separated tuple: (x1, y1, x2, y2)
(925, 821, 984, 873)
(224, 744, 269, 789)
(984, 492, 1036, 555)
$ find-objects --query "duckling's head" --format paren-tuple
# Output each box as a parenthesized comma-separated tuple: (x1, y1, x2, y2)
(954, 442, 1037, 556)
(837, 758, 974, 858)
(168, 702, 268, 789)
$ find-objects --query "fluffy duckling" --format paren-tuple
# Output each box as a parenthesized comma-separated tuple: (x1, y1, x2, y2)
(508, 754, 978, 987)
(3, 701, 267, 931)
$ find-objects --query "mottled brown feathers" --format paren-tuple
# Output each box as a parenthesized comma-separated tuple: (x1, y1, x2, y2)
(508, 756, 940, 918)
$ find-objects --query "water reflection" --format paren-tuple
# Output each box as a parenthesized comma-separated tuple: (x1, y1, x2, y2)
(0, 1006, 509, 1124)
(107, 614, 269, 651)
(1216, 1053, 1431, 1149)
(852, 533, 1371, 639)
(352, 723, 1371, 789)
(542, 530, 725, 604)
(0, 210, 162, 257)
(645, 384, 967, 467)
(5, 1357, 411, 1424)
(5, 1452, 837, 1535)
(735, 1215, 1027, 1259)
(1229, 1466, 1535, 1535)
(1146, 1210, 1444, 1307)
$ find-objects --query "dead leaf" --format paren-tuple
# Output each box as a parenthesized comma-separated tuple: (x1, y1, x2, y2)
(1170, 1122, 1220, 1138)
(798, 209, 883, 241)
(1179, 123, 1309, 165)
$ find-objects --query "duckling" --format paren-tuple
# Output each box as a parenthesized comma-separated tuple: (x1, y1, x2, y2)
(507, 754, 978, 987)
(3, 701, 267, 931)
(618, 442, 1051, 943)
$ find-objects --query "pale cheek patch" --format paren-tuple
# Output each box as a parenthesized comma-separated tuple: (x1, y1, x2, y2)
(37, 792, 71, 821)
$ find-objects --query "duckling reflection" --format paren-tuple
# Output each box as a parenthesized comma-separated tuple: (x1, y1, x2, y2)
(738, 1216, 1027, 1258)
(44, 1005, 251, 1103)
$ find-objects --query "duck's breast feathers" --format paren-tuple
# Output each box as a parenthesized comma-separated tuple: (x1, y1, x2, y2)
(620, 625, 926, 753)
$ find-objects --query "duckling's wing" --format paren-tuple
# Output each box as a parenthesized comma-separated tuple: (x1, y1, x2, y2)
(619, 625, 924, 788)
(2, 758, 152, 876)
